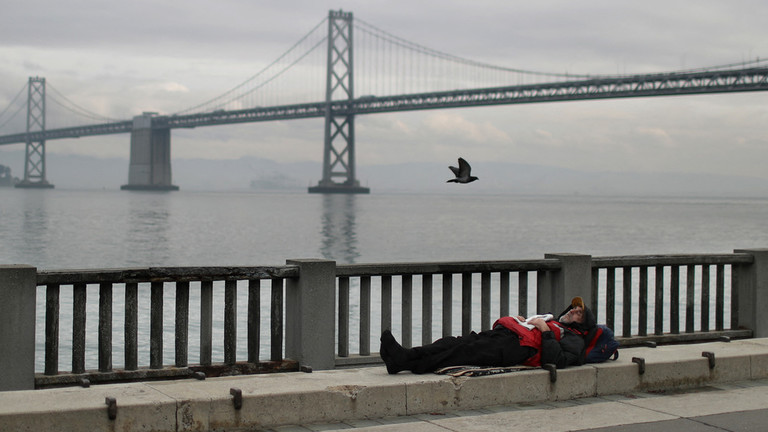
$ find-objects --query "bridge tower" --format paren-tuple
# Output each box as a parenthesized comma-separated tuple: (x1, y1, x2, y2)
(15, 77, 54, 189)
(309, 10, 369, 194)
(120, 113, 179, 191)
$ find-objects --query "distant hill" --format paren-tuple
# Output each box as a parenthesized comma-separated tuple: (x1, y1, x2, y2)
(1, 150, 767, 197)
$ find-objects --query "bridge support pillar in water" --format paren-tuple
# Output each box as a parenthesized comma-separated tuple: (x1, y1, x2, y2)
(309, 10, 369, 195)
(121, 113, 179, 191)
(15, 77, 54, 189)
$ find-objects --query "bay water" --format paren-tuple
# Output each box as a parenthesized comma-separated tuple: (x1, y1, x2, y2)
(2, 188, 767, 371)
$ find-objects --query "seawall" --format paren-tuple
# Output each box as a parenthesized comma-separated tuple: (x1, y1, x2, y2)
(2, 337, 768, 431)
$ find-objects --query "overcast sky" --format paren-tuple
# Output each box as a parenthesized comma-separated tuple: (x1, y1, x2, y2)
(1, 0, 767, 181)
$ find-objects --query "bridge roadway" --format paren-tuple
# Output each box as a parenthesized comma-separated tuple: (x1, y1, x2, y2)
(1, 66, 768, 145)
(2, 337, 768, 431)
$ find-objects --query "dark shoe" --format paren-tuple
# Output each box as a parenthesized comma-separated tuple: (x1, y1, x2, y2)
(380, 330, 409, 374)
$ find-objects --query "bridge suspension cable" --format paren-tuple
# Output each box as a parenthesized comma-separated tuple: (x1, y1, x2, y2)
(47, 83, 121, 123)
(352, 18, 607, 98)
(4, 11, 768, 138)
(162, 13, 768, 117)
(172, 16, 330, 115)
(663, 57, 768, 74)
(0, 84, 27, 131)
(355, 18, 595, 79)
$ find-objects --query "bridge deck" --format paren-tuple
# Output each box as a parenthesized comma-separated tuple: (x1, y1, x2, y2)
(2, 66, 768, 145)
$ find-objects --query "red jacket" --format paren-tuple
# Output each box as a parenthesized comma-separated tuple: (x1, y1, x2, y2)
(492, 317, 566, 367)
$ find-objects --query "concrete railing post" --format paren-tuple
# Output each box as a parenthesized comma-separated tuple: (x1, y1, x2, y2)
(0, 265, 37, 391)
(734, 249, 768, 338)
(285, 259, 337, 370)
(540, 253, 593, 316)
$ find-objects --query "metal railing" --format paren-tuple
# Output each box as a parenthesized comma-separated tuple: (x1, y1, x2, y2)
(334, 254, 755, 366)
(35, 266, 297, 387)
(333, 260, 560, 366)
(1, 250, 761, 390)
(590, 254, 754, 346)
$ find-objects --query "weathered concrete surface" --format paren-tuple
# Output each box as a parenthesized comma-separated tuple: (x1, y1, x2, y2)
(0, 382, 176, 431)
(0, 265, 36, 391)
(313, 380, 768, 432)
(3, 338, 768, 431)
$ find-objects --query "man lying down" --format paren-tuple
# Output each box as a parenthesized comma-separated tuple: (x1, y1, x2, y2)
(379, 296, 596, 375)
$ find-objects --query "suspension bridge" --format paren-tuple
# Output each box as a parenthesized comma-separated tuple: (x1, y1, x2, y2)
(1, 9, 767, 193)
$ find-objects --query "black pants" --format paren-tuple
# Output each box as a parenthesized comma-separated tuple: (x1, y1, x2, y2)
(405, 327, 536, 374)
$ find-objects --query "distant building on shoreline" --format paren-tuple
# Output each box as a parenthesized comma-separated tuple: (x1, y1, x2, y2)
(0, 164, 18, 187)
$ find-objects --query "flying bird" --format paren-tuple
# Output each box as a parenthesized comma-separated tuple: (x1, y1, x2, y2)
(446, 157, 478, 184)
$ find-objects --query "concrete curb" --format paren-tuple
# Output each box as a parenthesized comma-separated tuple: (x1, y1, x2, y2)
(2, 338, 768, 431)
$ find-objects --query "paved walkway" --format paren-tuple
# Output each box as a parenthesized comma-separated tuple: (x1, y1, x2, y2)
(268, 378, 768, 432)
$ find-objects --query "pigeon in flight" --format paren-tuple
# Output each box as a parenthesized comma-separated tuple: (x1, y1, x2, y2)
(447, 157, 478, 184)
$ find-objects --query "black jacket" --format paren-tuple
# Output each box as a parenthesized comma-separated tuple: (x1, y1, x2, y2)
(541, 304, 599, 367)
(540, 327, 586, 368)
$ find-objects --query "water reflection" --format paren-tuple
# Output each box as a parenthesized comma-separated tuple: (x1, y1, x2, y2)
(125, 193, 172, 266)
(20, 191, 50, 263)
(320, 194, 360, 263)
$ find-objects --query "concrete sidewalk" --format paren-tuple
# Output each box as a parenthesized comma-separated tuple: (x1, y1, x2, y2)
(2, 338, 768, 431)
(284, 379, 768, 432)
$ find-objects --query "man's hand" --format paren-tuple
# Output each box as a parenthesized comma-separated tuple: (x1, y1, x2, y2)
(528, 318, 550, 332)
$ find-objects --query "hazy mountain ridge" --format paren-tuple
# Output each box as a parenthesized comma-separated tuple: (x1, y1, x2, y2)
(1, 150, 767, 197)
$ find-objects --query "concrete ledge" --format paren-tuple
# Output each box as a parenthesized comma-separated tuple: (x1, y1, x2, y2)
(4, 338, 768, 431)
(0, 382, 176, 431)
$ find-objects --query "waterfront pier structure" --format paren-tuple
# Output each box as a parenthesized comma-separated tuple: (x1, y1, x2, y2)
(4, 340, 768, 431)
(1, 249, 767, 391)
(2, 250, 768, 430)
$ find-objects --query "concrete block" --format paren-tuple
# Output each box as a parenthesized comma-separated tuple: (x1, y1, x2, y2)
(637, 356, 710, 392)
(594, 340, 768, 395)
(147, 380, 214, 432)
(594, 345, 710, 394)
(709, 353, 752, 383)
(0, 383, 176, 432)
(151, 368, 412, 431)
(542, 253, 592, 313)
(740, 338, 768, 379)
(488, 370, 552, 406)
(205, 381, 406, 429)
(285, 259, 337, 370)
(404, 377, 461, 413)
(749, 352, 768, 379)
(649, 341, 754, 384)
(734, 249, 768, 338)
(404, 368, 588, 413)
(742, 338, 768, 348)
(0, 265, 36, 391)
(405, 372, 549, 413)
(594, 359, 641, 396)
(549, 366, 596, 401)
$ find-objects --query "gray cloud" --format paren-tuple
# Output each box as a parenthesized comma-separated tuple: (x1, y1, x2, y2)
(1, 0, 768, 185)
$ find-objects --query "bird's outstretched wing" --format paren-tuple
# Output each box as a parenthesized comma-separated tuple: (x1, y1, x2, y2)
(457, 157, 472, 177)
(447, 157, 478, 183)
